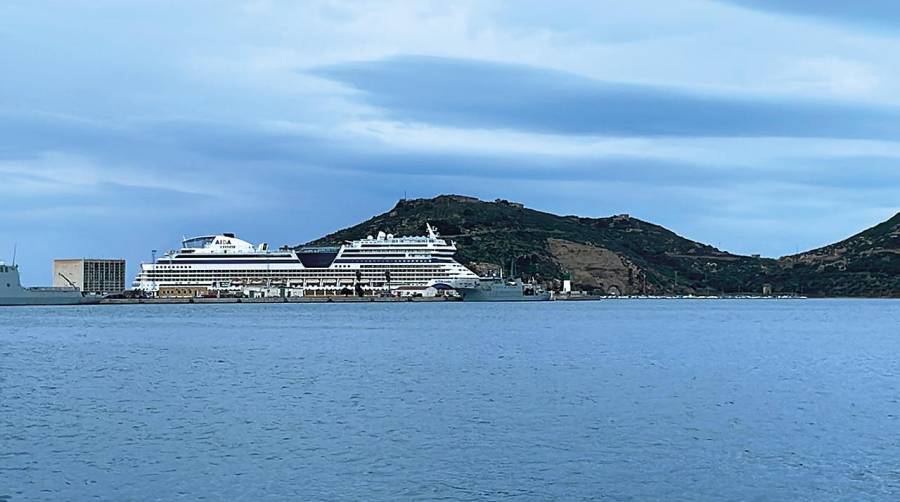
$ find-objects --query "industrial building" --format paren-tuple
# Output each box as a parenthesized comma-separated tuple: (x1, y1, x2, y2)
(53, 259, 126, 295)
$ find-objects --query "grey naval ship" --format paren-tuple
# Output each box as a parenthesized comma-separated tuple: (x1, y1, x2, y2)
(0, 262, 102, 306)
(439, 276, 552, 302)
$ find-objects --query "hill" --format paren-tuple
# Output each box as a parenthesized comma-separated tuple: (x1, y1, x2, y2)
(307, 195, 774, 295)
(773, 212, 900, 297)
(306, 195, 898, 297)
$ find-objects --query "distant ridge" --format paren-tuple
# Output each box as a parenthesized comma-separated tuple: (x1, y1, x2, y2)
(308, 195, 898, 297)
(774, 212, 900, 297)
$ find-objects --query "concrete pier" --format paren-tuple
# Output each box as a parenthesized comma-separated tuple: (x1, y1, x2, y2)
(99, 296, 460, 305)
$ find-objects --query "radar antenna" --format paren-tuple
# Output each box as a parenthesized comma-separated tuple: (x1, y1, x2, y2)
(12, 243, 16, 267)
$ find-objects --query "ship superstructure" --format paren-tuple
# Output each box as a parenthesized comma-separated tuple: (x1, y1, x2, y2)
(133, 224, 479, 296)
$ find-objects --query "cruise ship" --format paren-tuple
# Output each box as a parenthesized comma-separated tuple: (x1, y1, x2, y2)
(133, 224, 480, 297)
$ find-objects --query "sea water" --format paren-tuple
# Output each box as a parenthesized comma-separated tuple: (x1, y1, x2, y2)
(2, 300, 899, 500)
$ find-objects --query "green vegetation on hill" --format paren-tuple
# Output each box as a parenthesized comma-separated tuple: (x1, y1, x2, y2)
(306, 195, 899, 297)
(772, 212, 900, 297)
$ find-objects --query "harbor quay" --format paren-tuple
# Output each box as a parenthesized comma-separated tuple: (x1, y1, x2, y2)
(99, 295, 460, 304)
(94, 294, 802, 305)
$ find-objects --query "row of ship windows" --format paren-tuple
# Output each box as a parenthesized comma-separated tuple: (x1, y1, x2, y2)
(144, 266, 450, 273)
(144, 265, 457, 275)
(337, 255, 450, 259)
(344, 245, 451, 248)
(332, 260, 453, 264)
(145, 270, 447, 273)
(142, 269, 453, 273)
(143, 274, 450, 283)
(147, 281, 450, 287)
(357, 243, 431, 247)
(341, 249, 454, 253)
(144, 274, 453, 280)
(355, 263, 449, 266)
(340, 254, 453, 257)
(147, 282, 450, 288)
(154, 260, 453, 269)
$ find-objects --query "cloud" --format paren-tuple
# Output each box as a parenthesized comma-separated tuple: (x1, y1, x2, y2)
(5, 112, 899, 206)
(0, 112, 136, 160)
(719, 1, 900, 30)
(767, 57, 880, 97)
(312, 55, 900, 139)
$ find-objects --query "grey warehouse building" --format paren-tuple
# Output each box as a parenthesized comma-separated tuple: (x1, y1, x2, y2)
(54, 259, 126, 294)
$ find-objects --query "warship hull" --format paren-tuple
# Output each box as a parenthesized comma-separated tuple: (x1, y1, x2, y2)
(458, 289, 552, 302)
(449, 278, 552, 302)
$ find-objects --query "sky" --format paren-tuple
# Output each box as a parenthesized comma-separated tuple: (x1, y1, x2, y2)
(2, 0, 899, 284)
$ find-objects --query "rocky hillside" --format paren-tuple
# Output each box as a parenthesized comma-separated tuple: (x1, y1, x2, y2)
(306, 195, 898, 297)
(772, 212, 900, 297)
(307, 195, 772, 295)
